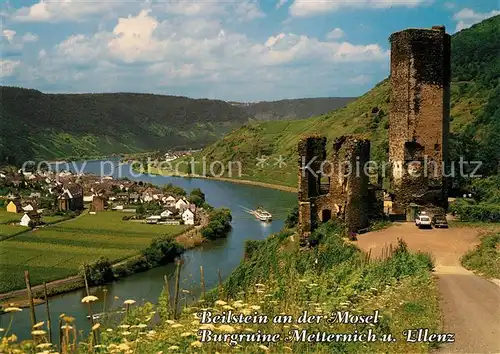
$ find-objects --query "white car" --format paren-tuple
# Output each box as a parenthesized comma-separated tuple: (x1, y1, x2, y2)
(415, 214, 432, 229)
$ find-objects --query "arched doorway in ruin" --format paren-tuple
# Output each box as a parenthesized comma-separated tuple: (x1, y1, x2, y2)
(322, 209, 332, 222)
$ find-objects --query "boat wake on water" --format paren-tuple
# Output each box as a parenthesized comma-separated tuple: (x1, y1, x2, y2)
(238, 205, 273, 222)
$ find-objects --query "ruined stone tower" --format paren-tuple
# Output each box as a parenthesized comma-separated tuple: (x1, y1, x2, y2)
(389, 26, 451, 217)
(298, 135, 378, 238)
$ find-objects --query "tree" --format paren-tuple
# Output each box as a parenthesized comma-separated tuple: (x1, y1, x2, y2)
(188, 195, 203, 207)
(162, 183, 186, 196)
(201, 208, 232, 240)
(80, 257, 115, 286)
(284, 205, 299, 228)
(142, 237, 185, 266)
(39, 197, 53, 209)
(136, 204, 145, 215)
(190, 188, 205, 201)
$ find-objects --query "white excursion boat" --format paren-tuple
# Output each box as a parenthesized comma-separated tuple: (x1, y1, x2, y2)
(253, 207, 272, 222)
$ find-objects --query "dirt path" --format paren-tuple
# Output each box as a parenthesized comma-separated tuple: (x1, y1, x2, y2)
(356, 223, 500, 354)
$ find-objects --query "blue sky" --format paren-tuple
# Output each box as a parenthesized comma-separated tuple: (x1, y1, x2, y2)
(1, 0, 499, 101)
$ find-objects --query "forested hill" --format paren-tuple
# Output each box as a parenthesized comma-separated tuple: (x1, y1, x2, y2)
(230, 97, 356, 120)
(179, 15, 500, 188)
(0, 87, 248, 164)
(0, 86, 355, 164)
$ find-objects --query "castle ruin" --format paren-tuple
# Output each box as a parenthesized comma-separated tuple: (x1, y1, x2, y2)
(297, 135, 382, 238)
(389, 26, 451, 217)
(296, 25, 451, 238)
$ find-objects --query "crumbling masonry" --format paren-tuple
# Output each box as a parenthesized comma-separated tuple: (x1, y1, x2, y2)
(298, 135, 381, 237)
(389, 26, 451, 217)
(297, 25, 451, 237)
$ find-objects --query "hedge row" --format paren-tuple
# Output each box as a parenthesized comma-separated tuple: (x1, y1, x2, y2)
(450, 200, 500, 222)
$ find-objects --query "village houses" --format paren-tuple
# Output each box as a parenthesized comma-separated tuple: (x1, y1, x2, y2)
(182, 208, 195, 225)
(6, 199, 23, 213)
(58, 184, 84, 211)
(163, 195, 176, 206)
(2, 167, 205, 228)
(175, 198, 189, 210)
(20, 211, 41, 227)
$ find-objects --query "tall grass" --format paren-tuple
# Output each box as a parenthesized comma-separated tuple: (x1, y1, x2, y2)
(1, 221, 441, 353)
(461, 232, 500, 278)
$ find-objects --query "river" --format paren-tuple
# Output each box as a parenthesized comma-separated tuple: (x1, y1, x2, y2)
(0, 160, 296, 340)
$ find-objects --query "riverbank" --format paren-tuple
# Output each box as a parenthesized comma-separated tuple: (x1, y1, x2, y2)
(136, 166, 298, 193)
(45, 153, 124, 164)
(0, 163, 297, 340)
(0, 222, 207, 307)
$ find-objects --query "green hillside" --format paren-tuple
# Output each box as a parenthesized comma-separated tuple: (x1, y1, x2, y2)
(0, 88, 249, 164)
(233, 97, 357, 120)
(0, 87, 355, 165)
(172, 16, 500, 188)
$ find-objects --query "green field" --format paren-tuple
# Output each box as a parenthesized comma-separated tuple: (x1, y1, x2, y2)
(0, 212, 69, 241)
(0, 212, 188, 293)
(0, 210, 67, 225)
(0, 224, 26, 240)
(0, 210, 18, 224)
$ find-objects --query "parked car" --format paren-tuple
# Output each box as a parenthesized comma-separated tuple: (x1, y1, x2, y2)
(415, 213, 432, 229)
(431, 214, 449, 228)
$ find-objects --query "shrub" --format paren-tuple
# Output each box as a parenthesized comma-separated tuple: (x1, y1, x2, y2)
(136, 204, 145, 215)
(162, 183, 186, 196)
(28, 220, 45, 229)
(201, 208, 232, 240)
(114, 256, 151, 277)
(244, 240, 262, 260)
(472, 176, 500, 204)
(188, 194, 204, 207)
(80, 257, 115, 286)
(141, 237, 185, 266)
(190, 188, 205, 201)
(450, 199, 500, 222)
(284, 205, 299, 228)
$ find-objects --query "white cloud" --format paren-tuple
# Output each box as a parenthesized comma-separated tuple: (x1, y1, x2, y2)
(276, 0, 288, 9)
(10, 0, 264, 24)
(265, 33, 286, 47)
(41, 10, 388, 67)
(17, 8, 389, 99)
(233, 0, 265, 21)
(107, 9, 162, 63)
(3, 29, 17, 42)
(2, 29, 39, 54)
(153, 0, 264, 22)
(12, 0, 129, 22)
(55, 33, 110, 64)
(444, 2, 456, 10)
(22, 33, 39, 42)
(326, 28, 345, 40)
(154, 1, 225, 17)
(453, 8, 500, 32)
(3, 29, 38, 43)
(0, 59, 21, 77)
(289, 0, 429, 17)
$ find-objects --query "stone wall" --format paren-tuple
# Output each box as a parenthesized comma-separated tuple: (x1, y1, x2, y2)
(389, 26, 451, 215)
(297, 135, 373, 238)
(297, 135, 326, 202)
